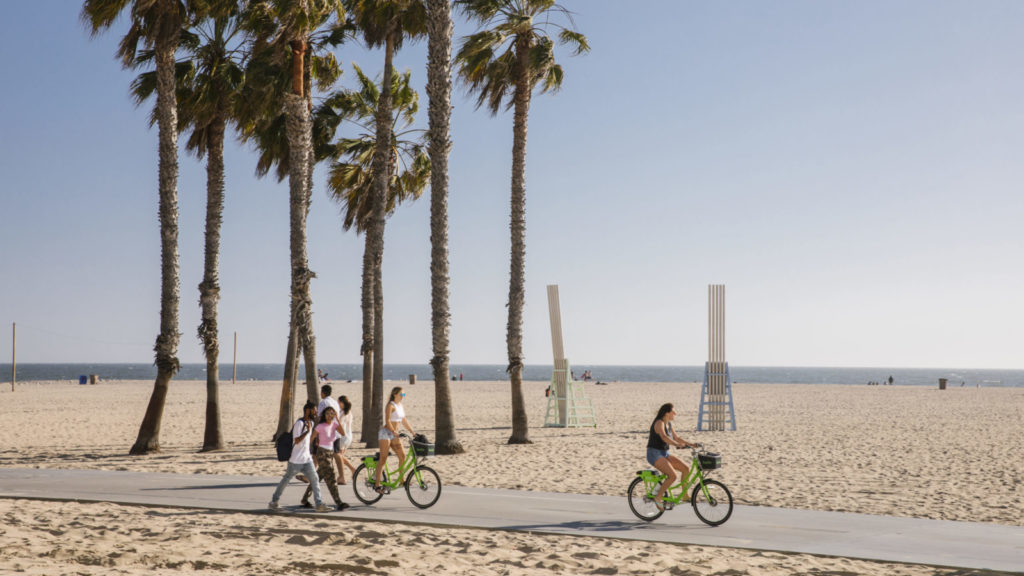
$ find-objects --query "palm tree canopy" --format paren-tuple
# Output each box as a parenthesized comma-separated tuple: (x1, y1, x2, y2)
(454, 0, 588, 115)
(82, 0, 193, 66)
(237, 0, 353, 180)
(345, 0, 428, 50)
(321, 64, 429, 232)
(130, 8, 247, 159)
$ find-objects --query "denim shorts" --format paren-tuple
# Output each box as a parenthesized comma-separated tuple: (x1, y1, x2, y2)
(378, 428, 395, 441)
(646, 448, 669, 467)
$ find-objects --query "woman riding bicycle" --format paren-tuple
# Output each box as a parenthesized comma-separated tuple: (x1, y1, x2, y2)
(647, 403, 698, 510)
(375, 386, 416, 493)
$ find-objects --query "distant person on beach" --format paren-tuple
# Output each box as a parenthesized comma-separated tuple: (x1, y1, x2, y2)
(375, 386, 417, 492)
(317, 368, 329, 383)
(888, 375, 894, 386)
(269, 402, 329, 512)
(646, 403, 698, 511)
(335, 395, 357, 484)
(301, 406, 350, 511)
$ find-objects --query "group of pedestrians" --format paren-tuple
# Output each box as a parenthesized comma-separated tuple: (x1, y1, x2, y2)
(269, 384, 417, 511)
(269, 384, 358, 512)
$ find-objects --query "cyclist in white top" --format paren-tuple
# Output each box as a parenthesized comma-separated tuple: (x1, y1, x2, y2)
(375, 386, 416, 492)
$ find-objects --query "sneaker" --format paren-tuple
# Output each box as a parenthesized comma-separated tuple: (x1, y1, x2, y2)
(335, 502, 351, 512)
(268, 501, 279, 510)
(315, 503, 332, 513)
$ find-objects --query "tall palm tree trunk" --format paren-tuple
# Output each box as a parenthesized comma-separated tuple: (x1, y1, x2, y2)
(198, 117, 226, 452)
(426, 0, 462, 454)
(366, 30, 397, 440)
(131, 35, 181, 455)
(276, 323, 299, 438)
(359, 231, 375, 444)
(300, 40, 319, 406)
(506, 45, 532, 445)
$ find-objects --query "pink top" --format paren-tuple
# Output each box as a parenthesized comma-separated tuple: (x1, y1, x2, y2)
(314, 421, 341, 449)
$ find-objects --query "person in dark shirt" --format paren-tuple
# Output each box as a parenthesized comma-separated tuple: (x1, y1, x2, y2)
(646, 403, 698, 510)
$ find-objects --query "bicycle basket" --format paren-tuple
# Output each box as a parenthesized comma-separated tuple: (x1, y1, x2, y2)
(412, 434, 434, 458)
(698, 452, 722, 470)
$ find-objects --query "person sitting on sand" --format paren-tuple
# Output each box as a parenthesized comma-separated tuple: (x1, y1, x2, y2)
(375, 386, 416, 493)
(269, 402, 330, 512)
(301, 406, 350, 511)
(647, 403, 698, 510)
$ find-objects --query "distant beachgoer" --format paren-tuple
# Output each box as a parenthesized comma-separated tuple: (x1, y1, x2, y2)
(375, 387, 416, 492)
(317, 368, 329, 383)
(646, 403, 698, 511)
(888, 375, 894, 386)
(335, 395, 357, 484)
(459, 373, 463, 381)
(301, 406, 350, 511)
(269, 402, 329, 512)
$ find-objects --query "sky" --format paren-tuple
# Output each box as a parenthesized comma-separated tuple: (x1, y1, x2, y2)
(2, 1, 1024, 369)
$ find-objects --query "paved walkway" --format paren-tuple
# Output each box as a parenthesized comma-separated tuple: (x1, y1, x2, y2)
(1, 468, 1022, 572)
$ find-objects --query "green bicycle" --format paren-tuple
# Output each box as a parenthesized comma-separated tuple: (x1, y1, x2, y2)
(352, 433, 442, 509)
(627, 445, 733, 526)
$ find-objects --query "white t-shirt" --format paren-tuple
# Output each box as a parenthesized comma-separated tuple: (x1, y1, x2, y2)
(317, 396, 341, 419)
(289, 419, 314, 465)
(338, 412, 354, 448)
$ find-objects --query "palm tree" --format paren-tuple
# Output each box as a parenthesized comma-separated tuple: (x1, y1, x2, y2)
(82, 0, 191, 455)
(170, 3, 247, 452)
(455, 0, 588, 444)
(239, 0, 346, 438)
(346, 0, 427, 443)
(425, 0, 463, 454)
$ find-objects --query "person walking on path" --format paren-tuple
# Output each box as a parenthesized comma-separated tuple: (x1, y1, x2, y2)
(335, 395, 357, 484)
(375, 386, 416, 492)
(269, 402, 330, 512)
(301, 406, 350, 511)
(646, 403, 698, 511)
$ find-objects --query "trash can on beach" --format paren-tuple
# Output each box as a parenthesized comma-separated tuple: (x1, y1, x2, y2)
(78, 375, 88, 385)
(938, 378, 947, 390)
(89, 374, 98, 384)
(408, 374, 417, 385)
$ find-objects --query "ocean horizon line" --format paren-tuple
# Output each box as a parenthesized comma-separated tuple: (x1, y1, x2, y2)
(2, 363, 1022, 388)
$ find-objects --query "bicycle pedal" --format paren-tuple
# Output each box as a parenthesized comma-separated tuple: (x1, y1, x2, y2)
(663, 502, 675, 510)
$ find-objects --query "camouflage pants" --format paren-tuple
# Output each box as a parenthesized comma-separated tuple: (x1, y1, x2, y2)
(303, 446, 343, 507)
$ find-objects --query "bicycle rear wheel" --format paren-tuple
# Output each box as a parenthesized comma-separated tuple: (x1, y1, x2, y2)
(627, 476, 664, 521)
(691, 479, 733, 526)
(352, 464, 384, 505)
(405, 466, 442, 509)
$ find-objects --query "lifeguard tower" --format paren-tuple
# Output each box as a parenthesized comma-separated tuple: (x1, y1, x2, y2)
(543, 285, 597, 428)
(698, 284, 737, 431)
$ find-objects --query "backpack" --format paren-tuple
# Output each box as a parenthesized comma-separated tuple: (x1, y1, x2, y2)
(274, 419, 304, 462)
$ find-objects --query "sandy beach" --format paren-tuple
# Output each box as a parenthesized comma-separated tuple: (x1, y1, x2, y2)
(1, 379, 1022, 574)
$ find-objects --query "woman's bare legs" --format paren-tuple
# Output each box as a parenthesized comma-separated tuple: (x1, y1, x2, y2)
(652, 457, 677, 509)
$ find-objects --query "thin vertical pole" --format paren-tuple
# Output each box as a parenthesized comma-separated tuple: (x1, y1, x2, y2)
(11, 322, 15, 392)
(232, 331, 237, 384)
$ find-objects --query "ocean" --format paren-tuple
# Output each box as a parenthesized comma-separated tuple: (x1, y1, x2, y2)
(2, 363, 1022, 387)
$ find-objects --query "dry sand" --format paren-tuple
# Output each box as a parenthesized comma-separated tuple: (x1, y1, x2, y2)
(1, 379, 1022, 575)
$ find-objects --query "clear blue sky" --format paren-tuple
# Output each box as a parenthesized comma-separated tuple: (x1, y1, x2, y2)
(2, 1, 1023, 369)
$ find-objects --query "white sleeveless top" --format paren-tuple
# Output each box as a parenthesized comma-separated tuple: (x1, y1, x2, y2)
(389, 401, 405, 422)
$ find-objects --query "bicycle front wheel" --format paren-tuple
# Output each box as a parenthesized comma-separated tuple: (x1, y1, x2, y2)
(627, 476, 664, 522)
(405, 466, 442, 509)
(691, 479, 733, 526)
(352, 463, 384, 505)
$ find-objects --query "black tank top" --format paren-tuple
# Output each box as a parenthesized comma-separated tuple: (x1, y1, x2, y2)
(647, 419, 671, 450)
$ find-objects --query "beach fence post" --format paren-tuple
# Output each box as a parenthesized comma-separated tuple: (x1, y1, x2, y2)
(232, 331, 237, 384)
(11, 322, 15, 392)
(544, 285, 597, 428)
(698, 285, 737, 431)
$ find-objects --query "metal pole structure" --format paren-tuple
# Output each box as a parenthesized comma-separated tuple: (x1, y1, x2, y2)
(11, 322, 15, 392)
(232, 331, 237, 384)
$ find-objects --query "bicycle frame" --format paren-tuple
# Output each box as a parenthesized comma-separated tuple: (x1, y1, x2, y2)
(361, 438, 425, 489)
(639, 453, 714, 504)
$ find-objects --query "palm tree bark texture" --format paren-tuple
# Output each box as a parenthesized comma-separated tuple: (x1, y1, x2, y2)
(426, 0, 463, 454)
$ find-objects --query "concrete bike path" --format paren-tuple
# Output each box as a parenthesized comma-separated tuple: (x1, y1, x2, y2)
(1, 468, 1021, 573)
